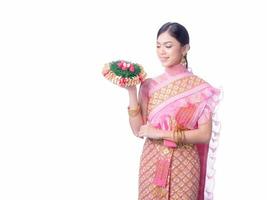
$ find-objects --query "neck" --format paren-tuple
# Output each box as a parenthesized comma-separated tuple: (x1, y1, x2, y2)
(165, 63, 187, 75)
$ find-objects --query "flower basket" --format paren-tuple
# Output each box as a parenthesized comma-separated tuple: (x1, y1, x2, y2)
(102, 60, 147, 87)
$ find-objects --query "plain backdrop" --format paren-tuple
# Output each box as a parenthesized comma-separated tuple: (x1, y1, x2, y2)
(1, 0, 267, 199)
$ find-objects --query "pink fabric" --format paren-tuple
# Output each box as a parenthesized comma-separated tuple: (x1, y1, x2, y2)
(139, 64, 222, 200)
(153, 158, 172, 187)
(152, 115, 176, 187)
(155, 115, 177, 147)
(196, 143, 209, 200)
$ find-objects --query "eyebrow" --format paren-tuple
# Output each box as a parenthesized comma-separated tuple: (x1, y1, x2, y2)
(157, 41, 173, 45)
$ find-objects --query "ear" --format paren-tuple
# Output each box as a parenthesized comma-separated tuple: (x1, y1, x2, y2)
(182, 44, 190, 56)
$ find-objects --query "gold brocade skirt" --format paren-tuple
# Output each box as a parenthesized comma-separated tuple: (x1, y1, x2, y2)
(138, 138, 200, 200)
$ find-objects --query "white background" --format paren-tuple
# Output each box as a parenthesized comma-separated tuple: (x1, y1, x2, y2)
(1, 0, 267, 199)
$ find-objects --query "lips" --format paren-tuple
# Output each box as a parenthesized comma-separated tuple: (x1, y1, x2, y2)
(159, 57, 169, 62)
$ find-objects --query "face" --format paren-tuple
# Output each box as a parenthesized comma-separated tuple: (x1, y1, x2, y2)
(157, 31, 187, 68)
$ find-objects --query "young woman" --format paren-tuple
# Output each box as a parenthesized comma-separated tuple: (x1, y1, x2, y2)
(126, 22, 221, 200)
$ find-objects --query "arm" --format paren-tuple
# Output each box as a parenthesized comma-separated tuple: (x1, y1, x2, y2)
(160, 118, 212, 144)
(139, 116, 212, 144)
(127, 86, 145, 137)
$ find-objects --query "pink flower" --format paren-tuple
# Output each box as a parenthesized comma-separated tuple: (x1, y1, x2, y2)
(129, 64, 135, 72)
(118, 60, 130, 71)
(121, 62, 128, 71)
(117, 60, 124, 69)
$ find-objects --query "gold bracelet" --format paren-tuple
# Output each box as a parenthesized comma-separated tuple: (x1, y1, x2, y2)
(178, 129, 183, 146)
(174, 128, 180, 145)
(180, 130, 185, 145)
(173, 126, 187, 146)
(128, 105, 141, 117)
(172, 127, 177, 142)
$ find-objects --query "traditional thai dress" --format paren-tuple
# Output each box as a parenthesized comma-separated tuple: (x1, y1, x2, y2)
(138, 64, 221, 200)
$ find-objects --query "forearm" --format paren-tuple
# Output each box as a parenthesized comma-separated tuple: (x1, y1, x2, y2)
(157, 127, 211, 144)
(128, 88, 144, 137)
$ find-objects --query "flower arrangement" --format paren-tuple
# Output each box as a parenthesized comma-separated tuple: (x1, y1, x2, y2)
(102, 60, 147, 87)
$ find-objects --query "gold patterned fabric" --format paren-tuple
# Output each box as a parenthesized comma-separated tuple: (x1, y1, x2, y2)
(147, 75, 205, 114)
(138, 139, 200, 200)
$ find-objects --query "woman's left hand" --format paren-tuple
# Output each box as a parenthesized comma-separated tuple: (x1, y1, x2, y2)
(138, 123, 162, 139)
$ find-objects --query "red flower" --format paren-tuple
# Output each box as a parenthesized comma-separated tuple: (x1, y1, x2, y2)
(138, 74, 144, 82)
(119, 77, 128, 87)
(102, 67, 110, 76)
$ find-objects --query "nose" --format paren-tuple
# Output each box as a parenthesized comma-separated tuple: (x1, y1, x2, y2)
(158, 46, 166, 56)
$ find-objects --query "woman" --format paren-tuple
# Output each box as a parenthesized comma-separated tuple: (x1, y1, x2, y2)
(126, 22, 221, 200)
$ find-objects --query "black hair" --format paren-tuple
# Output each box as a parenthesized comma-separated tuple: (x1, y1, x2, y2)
(157, 22, 190, 68)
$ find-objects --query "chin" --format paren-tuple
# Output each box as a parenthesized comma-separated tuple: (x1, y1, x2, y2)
(162, 63, 172, 68)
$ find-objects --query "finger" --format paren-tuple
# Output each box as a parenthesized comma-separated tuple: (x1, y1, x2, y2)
(138, 132, 144, 137)
(139, 129, 146, 136)
(146, 122, 153, 128)
(138, 134, 144, 139)
(140, 125, 148, 131)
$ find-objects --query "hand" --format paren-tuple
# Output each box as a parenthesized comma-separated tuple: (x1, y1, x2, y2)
(138, 123, 162, 139)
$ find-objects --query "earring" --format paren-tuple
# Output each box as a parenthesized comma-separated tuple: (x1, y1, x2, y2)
(180, 56, 186, 65)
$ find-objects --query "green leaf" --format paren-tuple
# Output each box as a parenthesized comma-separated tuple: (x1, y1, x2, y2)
(110, 60, 142, 78)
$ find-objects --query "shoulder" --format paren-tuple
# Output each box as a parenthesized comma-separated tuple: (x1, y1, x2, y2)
(140, 78, 156, 90)
(186, 73, 222, 95)
(190, 72, 221, 99)
(139, 78, 157, 97)
(187, 72, 209, 86)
